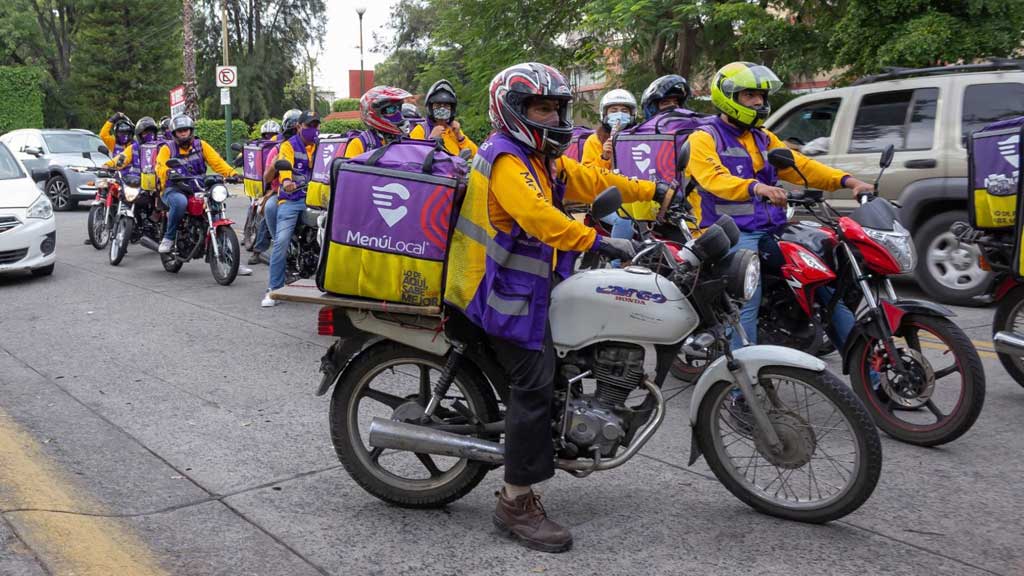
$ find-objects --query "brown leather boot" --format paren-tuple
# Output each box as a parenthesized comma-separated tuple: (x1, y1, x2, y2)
(493, 489, 573, 553)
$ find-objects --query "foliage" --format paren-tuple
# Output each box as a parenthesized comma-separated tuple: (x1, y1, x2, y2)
(0, 66, 44, 133)
(195, 118, 250, 159)
(319, 119, 365, 136)
(331, 98, 360, 112)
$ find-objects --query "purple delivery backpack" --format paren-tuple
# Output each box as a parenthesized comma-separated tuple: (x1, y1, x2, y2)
(612, 108, 710, 180)
(565, 125, 595, 162)
(242, 140, 277, 199)
(139, 141, 162, 191)
(307, 132, 359, 208)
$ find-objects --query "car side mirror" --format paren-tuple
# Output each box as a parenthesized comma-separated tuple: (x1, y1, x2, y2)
(767, 148, 797, 170)
(165, 158, 183, 169)
(274, 159, 293, 172)
(231, 142, 243, 152)
(30, 168, 49, 183)
(97, 145, 110, 156)
(22, 146, 43, 157)
(879, 144, 895, 169)
(591, 186, 622, 219)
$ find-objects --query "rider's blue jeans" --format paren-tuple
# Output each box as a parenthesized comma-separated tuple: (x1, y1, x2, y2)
(162, 187, 189, 241)
(252, 194, 278, 253)
(600, 213, 635, 267)
(267, 199, 305, 291)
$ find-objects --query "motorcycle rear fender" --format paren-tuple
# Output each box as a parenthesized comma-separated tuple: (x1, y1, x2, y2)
(687, 345, 826, 465)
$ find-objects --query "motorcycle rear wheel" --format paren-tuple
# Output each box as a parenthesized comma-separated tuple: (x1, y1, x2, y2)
(87, 204, 110, 250)
(109, 217, 132, 266)
(210, 226, 240, 286)
(994, 286, 1024, 387)
(696, 367, 882, 523)
(329, 342, 499, 509)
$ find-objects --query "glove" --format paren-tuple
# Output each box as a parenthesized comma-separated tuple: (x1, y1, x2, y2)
(652, 180, 675, 204)
(592, 236, 640, 262)
(227, 175, 242, 184)
(108, 112, 124, 123)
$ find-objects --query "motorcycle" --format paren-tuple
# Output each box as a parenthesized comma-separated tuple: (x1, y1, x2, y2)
(83, 166, 120, 250)
(294, 182, 882, 524)
(108, 175, 166, 267)
(153, 158, 241, 285)
(272, 159, 325, 283)
(751, 146, 985, 446)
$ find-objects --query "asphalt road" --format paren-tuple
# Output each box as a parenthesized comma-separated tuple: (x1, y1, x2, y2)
(1, 199, 1022, 576)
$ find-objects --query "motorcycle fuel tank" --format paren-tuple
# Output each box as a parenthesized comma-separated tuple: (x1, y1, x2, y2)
(550, 267, 698, 352)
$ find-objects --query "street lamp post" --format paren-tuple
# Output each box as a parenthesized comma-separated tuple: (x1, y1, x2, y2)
(356, 6, 367, 97)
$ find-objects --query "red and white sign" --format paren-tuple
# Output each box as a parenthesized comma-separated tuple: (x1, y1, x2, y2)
(216, 66, 238, 88)
(169, 85, 186, 117)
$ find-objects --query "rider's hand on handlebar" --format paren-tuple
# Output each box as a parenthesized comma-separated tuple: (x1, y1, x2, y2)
(847, 178, 875, 202)
(754, 183, 788, 207)
(593, 236, 641, 262)
(226, 175, 242, 184)
(282, 179, 297, 193)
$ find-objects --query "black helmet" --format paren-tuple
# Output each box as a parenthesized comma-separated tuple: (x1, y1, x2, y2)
(135, 116, 158, 138)
(170, 115, 195, 146)
(114, 119, 135, 135)
(640, 74, 691, 119)
(297, 111, 320, 126)
(425, 79, 458, 122)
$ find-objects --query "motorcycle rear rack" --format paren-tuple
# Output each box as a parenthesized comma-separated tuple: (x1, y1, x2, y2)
(270, 278, 441, 316)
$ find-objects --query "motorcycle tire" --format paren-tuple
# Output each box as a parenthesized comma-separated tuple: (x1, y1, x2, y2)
(109, 217, 132, 266)
(329, 342, 500, 509)
(242, 205, 257, 251)
(210, 226, 240, 286)
(160, 252, 183, 274)
(849, 314, 985, 447)
(695, 367, 882, 523)
(993, 285, 1024, 388)
(87, 204, 110, 250)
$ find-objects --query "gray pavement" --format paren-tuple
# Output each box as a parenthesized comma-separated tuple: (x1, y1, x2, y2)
(0, 200, 1022, 575)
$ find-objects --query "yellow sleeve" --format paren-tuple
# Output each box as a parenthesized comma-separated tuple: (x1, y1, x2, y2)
(558, 155, 655, 206)
(490, 154, 599, 252)
(277, 140, 296, 181)
(580, 133, 610, 169)
(343, 137, 364, 159)
(155, 145, 171, 189)
(765, 130, 848, 191)
(457, 133, 478, 157)
(409, 123, 426, 140)
(201, 142, 237, 177)
(104, 144, 133, 169)
(686, 130, 756, 201)
(99, 120, 116, 151)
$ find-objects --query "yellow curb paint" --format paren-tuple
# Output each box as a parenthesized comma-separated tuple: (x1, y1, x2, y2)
(915, 340, 998, 360)
(0, 409, 167, 576)
(918, 335, 996, 352)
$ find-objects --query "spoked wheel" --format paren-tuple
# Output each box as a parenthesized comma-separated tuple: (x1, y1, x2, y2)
(994, 286, 1024, 387)
(696, 367, 882, 523)
(850, 314, 985, 446)
(209, 226, 240, 286)
(109, 217, 132, 266)
(329, 343, 499, 508)
(87, 204, 110, 249)
(242, 204, 260, 251)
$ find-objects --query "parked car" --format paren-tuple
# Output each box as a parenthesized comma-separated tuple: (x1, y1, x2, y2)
(767, 59, 1024, 305)
(0, 129, 112, 212)
(0, 142, 56, 277)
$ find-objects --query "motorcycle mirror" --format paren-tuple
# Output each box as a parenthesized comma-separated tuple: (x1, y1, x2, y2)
(274, 159, 293, 172)
(231, 142, 243, 152)
(714, 215, 740, 247)
(879, 144, 895, 169)
(165, 158, 183, 169)
(676, 141, 691, 173)
(766, 148, 796, 170)
(97, 145, 110, 156)
(233, 156, 243, 168)
(590, 186, 623, 219)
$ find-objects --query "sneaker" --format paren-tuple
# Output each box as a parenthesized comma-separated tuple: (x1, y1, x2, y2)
(247, 252, 262, 265)
(493, 489, 572, 553)
(726, 388, 755, 437)
(157, 239, 173, 253)
(260, 292, 277, 307)
(237, 266, 252, 276)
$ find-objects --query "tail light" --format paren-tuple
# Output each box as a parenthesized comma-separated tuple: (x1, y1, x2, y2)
(318, 306, 335, 336)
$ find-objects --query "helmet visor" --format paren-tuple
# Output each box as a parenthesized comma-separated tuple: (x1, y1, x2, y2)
(720, 65, 782, 96)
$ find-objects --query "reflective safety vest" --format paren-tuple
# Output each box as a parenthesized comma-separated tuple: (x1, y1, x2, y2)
(167, 138, 207, 194)
(280, 134, 313, 202)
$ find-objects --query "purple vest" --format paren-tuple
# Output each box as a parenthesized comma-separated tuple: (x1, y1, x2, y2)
(279, 134, 313, 202)
(168, 138, 208, 194)
(450, 133, 571, 350)
(122, 141, 142, 178)
(696, 117, 784, 232)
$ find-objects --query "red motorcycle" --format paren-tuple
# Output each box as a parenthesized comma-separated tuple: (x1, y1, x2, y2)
(83, 166, 120, 250)
(754, 147, 985, 446)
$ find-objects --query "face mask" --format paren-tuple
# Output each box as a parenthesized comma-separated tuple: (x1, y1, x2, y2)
(116, 133, 130, 145)
(300, 126, 319, 142)
(380, 104, 404, 126)
(606, 111, 633, 129)
(140, 132, 155, 143)
(433, 106, 452, 121)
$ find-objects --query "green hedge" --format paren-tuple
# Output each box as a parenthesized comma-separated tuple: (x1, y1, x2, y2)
(320, 119, 364, 135)
(195, 119, 249, 159)
(331, 98, 360, 113)
(0, 67, 44, 133)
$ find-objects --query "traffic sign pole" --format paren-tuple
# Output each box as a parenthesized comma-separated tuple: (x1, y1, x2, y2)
(216, 66, 238, 161)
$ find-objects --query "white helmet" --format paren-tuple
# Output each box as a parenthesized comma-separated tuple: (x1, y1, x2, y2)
(259, 120, 281, 137)
(599, 89, 637, 124)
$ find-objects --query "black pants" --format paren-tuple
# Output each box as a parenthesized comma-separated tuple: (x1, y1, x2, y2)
(490, 328, 557, 486)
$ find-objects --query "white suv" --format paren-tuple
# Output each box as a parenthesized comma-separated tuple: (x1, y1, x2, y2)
(767, 60, 1024, 305)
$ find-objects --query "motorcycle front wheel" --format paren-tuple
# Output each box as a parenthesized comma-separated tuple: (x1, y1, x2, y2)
(329, 342, 500, 509)
(109, 217, 132, 266)
(209, 226, 240, 286)
(994, 285, 1024, 387)
(696, 367, 882, 523)
(87, 204, 110, 249)
(849, 314, 985, 446)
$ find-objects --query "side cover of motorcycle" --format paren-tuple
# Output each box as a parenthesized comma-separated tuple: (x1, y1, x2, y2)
(550, 268, 698, 352)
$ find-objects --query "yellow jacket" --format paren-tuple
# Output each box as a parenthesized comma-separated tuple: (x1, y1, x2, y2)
(428, 124, 478, 158)
(155, 140, 236, 189)
(580, 132, 659, 221)
(103, 144, 132, 170)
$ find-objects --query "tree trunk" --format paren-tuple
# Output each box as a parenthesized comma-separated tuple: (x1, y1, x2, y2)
(182, 0, 199, 118)
(674, 21, 699, 79)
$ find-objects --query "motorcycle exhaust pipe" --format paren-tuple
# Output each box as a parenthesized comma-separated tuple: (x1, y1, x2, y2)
(138, 236, 160, 252)
(368, 418, 504, 465)
(994, 331, 1024, 356)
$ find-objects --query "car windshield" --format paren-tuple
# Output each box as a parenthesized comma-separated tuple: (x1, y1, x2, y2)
(42, 132, 106, 154)
(0, 145, 25, 181)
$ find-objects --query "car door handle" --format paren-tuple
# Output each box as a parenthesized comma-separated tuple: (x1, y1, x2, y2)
(904, 159, 937, 169)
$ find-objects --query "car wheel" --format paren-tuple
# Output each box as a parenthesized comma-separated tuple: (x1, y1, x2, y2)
(31, 264, 54, 277)
(913, 210, 994, 306)
(45, 176, 73, 212)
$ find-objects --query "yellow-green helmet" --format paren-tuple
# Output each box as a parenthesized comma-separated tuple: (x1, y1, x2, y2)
(710, 62, 783, 129)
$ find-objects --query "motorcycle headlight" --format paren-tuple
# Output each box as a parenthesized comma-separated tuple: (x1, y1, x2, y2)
(864, 221, 915, 273)
(742, 255, 760, 301)
(27, 194, 53, 219)
(210, 184, 229, 203)
(123, 186, 140, 202)
(715, 248, 760, 302)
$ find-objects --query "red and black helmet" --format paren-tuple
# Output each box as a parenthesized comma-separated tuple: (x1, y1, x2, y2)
(360, 86, 413, 136)
(488, 62, 574, 157)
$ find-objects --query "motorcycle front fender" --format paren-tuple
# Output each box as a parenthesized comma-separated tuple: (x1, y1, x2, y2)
(212, 218, 235, 228)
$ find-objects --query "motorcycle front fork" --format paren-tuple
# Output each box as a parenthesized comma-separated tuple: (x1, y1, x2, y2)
(841, 243, 905, 373)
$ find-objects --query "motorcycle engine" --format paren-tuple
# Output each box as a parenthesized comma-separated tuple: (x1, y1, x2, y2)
(564, 344, 646, 458)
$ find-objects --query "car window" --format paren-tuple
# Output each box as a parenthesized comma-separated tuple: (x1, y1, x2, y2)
(0, 144, 25, 180)
(6, 133, 26, 152)
(771, 99, 841, 148)
(962, 82, 1024, 143)
(24, 132, 45, 151)
(42, 132, 105, 154)
(848, 88, 938, 153)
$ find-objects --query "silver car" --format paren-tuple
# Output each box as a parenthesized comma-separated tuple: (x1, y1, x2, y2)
(0, 129, 112, 211)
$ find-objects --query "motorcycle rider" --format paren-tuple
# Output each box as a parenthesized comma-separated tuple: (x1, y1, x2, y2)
(104, 116, 159, 178)
(100, 112, 135, 158)
(261, 111, 320, 307)
(343, 86, 426, 158)
(640, 74, 692, 120)
(159, 116, 173, 141)
(686, 62, 874, 350)
(444, 62, 675, 553)
(251, 110, 302, 265)
(423, 79, 478, 158)
(154, 115, 241, 254)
